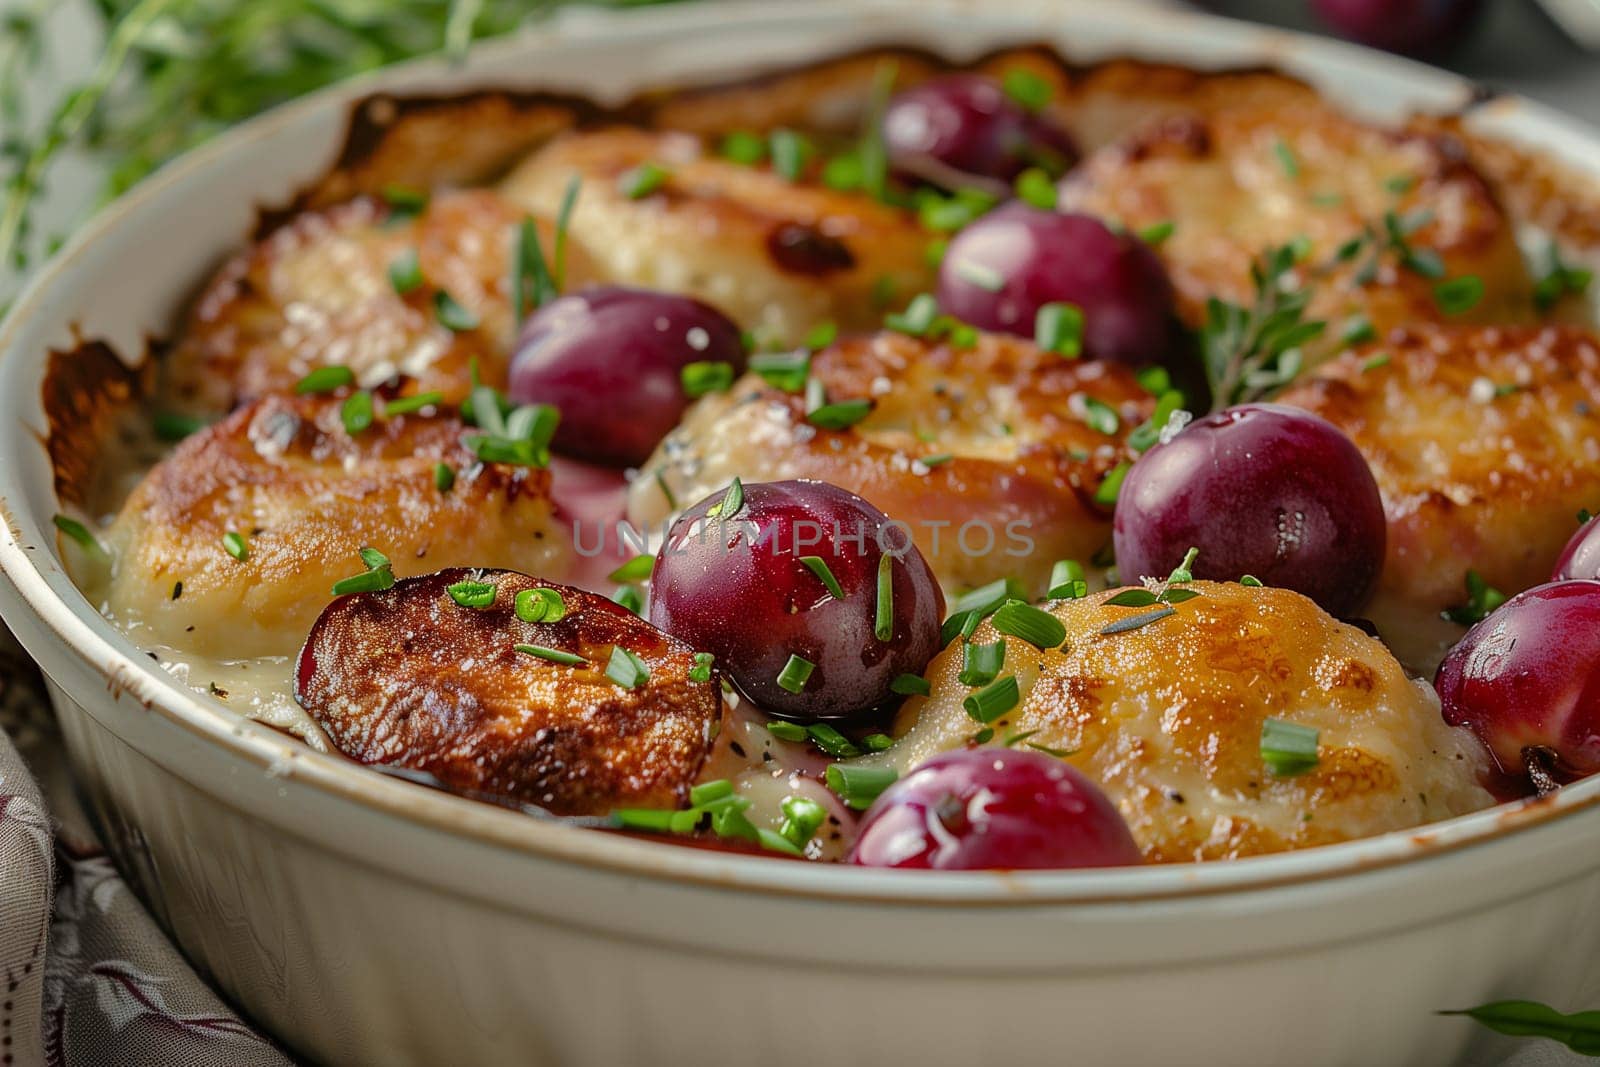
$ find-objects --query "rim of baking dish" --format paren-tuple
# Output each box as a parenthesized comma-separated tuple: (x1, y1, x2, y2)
(4, 0, 1600, 907)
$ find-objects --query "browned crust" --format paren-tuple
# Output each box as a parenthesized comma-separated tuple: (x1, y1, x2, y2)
(295, 567, 724, 815)
(41, 339, 151, 508)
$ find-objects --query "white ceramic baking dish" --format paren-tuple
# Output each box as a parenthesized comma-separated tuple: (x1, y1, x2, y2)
(5, 3, 1600, 1064)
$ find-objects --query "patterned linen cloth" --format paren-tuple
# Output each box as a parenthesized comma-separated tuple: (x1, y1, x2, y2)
(0, 626, 293, 1066)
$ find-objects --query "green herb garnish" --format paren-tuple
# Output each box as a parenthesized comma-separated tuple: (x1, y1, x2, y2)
(891, 673, 932, 696)
(608, 555, 654, 584)
(719, 130, 766, 165)
(295, 366, 354, 395)
(1137, 220, 1176, 245)
(768, 128, 813, 182)
(1260, 717, 1319, 776)
(799, 556, 845, 600)
(331, 547, 395, 596)
(1035, 301, 1084, 358)
(959, 640, 1005, 687)
(874, 553, 895, 641)
(446, 579, 496, 608)
(52, 514, 106, 560)
(1001, 68, 1051, 112)
(963, 675, 1019, 723)
(514, 644, 585, 666)
(340, 390, 374, 435)
(1098, 604, 1175, 635)
(1435, 274, 1484, 316)
(612, 585, 644, 615)
(382, 391, 444, 417)
(1442, 569, 1507, 626)
(220, 531, 249, 561)
(1048, 559, 1088, 599)
(1534, 243, 1595, 312)
(388, 247, 422, 294)
(605, 645, 650, 689)
(825, 763, 898, 811)
(776, 653, 815, 694)
(1441, 1000, 1600, 1056)
(514, 587, 566, 623)
(1015, 167, 1057, 210)
(1201, 241, 1323, 409)
(749, 350, 810, 393)
(433, 290, 479, 332)
(991, 600, 1066, 649)
(706, 476, 744, 519)
(885, 293, 941, 336)
(1093, 462, 1130, 507)
(618, 160, 670, 199)
(689, 652, 714, 683)
(1081, 396, 1120, 435)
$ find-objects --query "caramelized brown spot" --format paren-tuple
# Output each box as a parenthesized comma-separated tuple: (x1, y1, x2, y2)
(766, 222, 856, 276)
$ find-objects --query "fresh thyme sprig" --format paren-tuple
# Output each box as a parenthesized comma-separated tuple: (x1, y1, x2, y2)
(1199, 241, 1325, 410)
(0, 0, 683, 276)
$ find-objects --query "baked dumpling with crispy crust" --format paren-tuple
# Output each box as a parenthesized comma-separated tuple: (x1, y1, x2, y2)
(1278, 324, 1600, 673)
(628, 329, 1154, 596)
(500, 128, 934, 347)
(1059, 103, 1535, 365)
(296, 569, 724, 816)
(161, 189, 593, 415)
(103, 392, 569, 660)
(873, 581, 1493, 862)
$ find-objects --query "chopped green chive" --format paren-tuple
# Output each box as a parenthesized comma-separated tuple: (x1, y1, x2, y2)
(1435, 275, 1484, 316)
(807, 723, 860, 759)
(612, 584, 645, 615)
(804, 321, 839, 350)
(918, 453, 954, 469)
(799, 555, 845, 600)
(825, 763, 898, 811)
(605, 645, 651, 689)
(719, 130, 766, 165)
(1340, 315, 1377, 346)
(1240, 575, 1265, 587)
(52, 515, 106, 559)
(1048, 559, 1088, 599)
(1035, 301, 1084, 358)
(1081, 396, 1120, 435)
(152, 411, 208, 442)
(1534, 243, 1594, 312)
(295, 365, 354, 395)
(433, 290, 479, 332)
(681, 360, 735, 398)
(1093, 462, 1130, 507)
(382, 391, 444, 417)
(964, 675, 1020, 723)
(618, 161, 670, 199)
(380, 184, 429, 219)
(1001, 68, 1051, 112)
(1273, 138, 1301, 179)
(1099, 604, 1175, 635)
(959, 639, 1006, 687)
(1442, 569, 1507, 626)
(885, 293, 941, 337)
(953, 258, 1005, 292)
(821, 153, 864, 191)
(952, 577, 1023, 619)
(1015, 167, 1057, 210)
(689, 652, 715, 683)
(1261, 717, 1320, 776)
(707, 476, 744, 519)
(512, 216, 555, 323)
(923, 238, 949, 269)
(446, 579, 496, 609)
(331, 547, 396, 596)
(766, 721, 808, 742)
(860, 733, 895, 753)
(768, 128, 813, 182)
(874, 553, 895, 641)
(340, 390, 374, 435)
(776, 654, 815, 694)
(1136, 366, 1173, 396)
(1126, 389, 1186, 453)
(891, 673, 932, 697)
(806, 398, 873, 431)
(991, 600, 1067, 649)
(779, 795, 829, 849)
(749, 350, 810, 392)
(608, 555, 654, 584)
(690, 779, 734, 806)
(1361, 352, 1391, 373)
(514, 644, 586, 666)
(1137, 220, 1176, 245)
(221, 531, 249, 562)
(514, 587, 567, 623)
(388, 247, 422, 294)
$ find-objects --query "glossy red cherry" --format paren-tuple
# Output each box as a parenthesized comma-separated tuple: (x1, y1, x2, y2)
(935, 203, 1176, 367)
(848, 748, 1143, 870)
(649, 479, 944, 722)
(1553, 515, 1600, 582)
(1113, 403, 1386, 618)
(1436, 580, 1600, 793)
(884, 74, 1077, 186)
(508, 285, 744, 467)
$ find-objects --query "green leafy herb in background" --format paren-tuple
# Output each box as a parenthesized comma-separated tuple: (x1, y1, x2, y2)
(0, 0, 684, 273)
